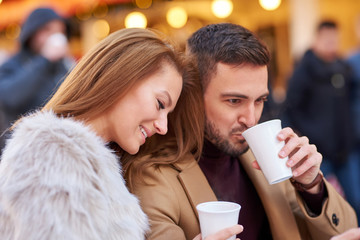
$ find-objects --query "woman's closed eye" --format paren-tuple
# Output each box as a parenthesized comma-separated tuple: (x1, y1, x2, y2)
(157, 99, 165, 110)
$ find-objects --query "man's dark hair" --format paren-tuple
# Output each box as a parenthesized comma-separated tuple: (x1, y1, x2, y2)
(187, 23, 270, 90)
(317, 20, 337, 32)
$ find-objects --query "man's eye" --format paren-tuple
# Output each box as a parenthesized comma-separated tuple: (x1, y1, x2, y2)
(227, 99, 240, 104)
(259, 97, 268, 103)
(157, 100, 165, 110)
(254, 97, 268, 105)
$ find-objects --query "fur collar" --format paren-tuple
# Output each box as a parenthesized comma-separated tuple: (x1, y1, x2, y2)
(0, 111, 148, 239)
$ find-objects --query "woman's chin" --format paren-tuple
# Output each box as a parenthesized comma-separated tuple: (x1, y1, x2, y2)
(124, 145, 140, 155)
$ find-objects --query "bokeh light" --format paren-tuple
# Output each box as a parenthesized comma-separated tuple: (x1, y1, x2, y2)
(259, 0, 281, 11)
(125, 12, 147, 28)
(135, 0, 152, 9)
(5, 23, 21, 40)
(92, 20, 110, 39)
(211, 0, 233, 19)
(93, 4, 108, 18)
(76, 8, 92, 21)
(166, 7, 188, 29)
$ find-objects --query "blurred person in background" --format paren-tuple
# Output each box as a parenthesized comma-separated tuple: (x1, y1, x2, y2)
(0, 49, 10, 66)
(346, 16, 360, 225)
(281, 20, 358, 218)
(0, 7, 74, 154)
(0, 103, 5, 155)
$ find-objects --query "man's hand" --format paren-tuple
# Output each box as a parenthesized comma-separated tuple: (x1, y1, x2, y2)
(252, 127, 322, 194)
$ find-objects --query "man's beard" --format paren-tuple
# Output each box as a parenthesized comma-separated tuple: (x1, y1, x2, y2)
(205, 119, 249, 157)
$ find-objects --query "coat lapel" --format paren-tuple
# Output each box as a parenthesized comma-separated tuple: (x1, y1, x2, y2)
(174, 155, 217, 218)
(239, 149, 302, 240)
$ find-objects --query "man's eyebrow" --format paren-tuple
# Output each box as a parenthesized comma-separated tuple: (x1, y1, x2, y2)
(221, 92, 269, 99)
(221, 93, 248, 98)
(258, 93, 270, 99)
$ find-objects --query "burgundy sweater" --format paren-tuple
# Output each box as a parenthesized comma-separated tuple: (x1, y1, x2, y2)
(198, 140, 327, 240)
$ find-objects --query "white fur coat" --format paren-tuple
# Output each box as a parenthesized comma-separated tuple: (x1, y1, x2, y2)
(0, 111, 149, 240)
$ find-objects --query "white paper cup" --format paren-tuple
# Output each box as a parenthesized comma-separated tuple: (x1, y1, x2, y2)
(196, 201, 241, 240)
(46, 33, 68, 48)
(242, 119, 293, 184)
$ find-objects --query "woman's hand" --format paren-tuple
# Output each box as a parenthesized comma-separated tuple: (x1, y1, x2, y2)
(330, 228, 360, 240)
(192, 225, 243, 240)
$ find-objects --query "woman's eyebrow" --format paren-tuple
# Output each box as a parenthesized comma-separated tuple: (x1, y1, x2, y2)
(161, 90, 172, 107)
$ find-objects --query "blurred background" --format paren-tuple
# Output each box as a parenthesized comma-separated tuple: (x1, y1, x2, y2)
(1, 0, 360, 103)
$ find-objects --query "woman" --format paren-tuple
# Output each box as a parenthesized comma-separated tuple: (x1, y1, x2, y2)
(331, 228, 360, 240)
(0, 28, 185, 240)
(0, 27, 242, 240)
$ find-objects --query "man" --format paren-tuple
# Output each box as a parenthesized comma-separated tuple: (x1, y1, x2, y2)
(0, 7, 74, 154)
(282, 20, 359, 219)
(127, 23, 357, 240)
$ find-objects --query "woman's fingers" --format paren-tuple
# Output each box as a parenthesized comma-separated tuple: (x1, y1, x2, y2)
(193, 225, 244, 240)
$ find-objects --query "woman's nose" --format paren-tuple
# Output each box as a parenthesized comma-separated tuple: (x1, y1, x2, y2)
(154, 115, 168, 135)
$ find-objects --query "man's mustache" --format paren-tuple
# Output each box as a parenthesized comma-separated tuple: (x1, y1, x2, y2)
(230, 126, 247, 134)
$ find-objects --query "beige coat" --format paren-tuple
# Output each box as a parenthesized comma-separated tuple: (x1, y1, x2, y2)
(128, 150, 358, 240)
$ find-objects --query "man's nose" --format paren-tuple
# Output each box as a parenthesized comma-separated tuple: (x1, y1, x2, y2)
(238, 104, 256, 128)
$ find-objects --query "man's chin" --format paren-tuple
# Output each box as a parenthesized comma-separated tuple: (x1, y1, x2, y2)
(224, 141, 249, 157)
(231, 138, 248, 148)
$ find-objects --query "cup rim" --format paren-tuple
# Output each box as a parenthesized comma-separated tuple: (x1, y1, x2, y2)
(242, 119, 281, 135)
(196, 201, 241, 213)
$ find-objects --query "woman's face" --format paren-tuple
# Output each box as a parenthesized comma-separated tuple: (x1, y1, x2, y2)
(95, 62, 182, 155)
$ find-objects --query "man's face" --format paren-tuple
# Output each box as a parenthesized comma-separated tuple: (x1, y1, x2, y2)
(203, 62, 269, 156)
(314, 27, 339, 61)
